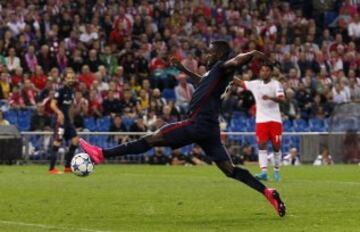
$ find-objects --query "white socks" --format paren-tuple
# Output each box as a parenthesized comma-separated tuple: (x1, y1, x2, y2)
(274, 151, 282, 171)
(258, 149, 268, 172)
(259, 150, 282, 172)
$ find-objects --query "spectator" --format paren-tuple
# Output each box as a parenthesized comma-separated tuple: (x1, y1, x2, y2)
(314, 147, 334, 166)
(102, 90, 122, 116)
(148, 147, 170, 165)
(175, 73, 195, 114)
(150, 88, 166, 115)
(170, 149, 188, 166)
(24, 45, 38, 73)
(73, 90, 89, 130)
(348, 14, 360, 40)
(189, 145, 212, 165)
(109, 114, 128, 144)
(0, 72, 11, 100)
(240, 143, 258, 163)
(86, 49, 103, 73)
(9, 86, 25, 109)
(22, 79, 37, 107)
(88, 89, 103, 118)
(79, 65, 96, 89)
(31, 66, 47, 91)
(349, 77, 360, 102)
(283, 148, 301, 166)
(6, 48, 21, 72)
(11, 67, 24, 87)
(100, 45, 118, 76)
(30, 104, 51, 131)
(80, 24, 99, 46)
(37, 45, 56, 74)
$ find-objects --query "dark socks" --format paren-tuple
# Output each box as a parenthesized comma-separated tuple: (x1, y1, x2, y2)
(64, 144, 77, 168)
(103, 138, 151, 158)
(231, 166, 266, 194)
(49, 145, 59, 170)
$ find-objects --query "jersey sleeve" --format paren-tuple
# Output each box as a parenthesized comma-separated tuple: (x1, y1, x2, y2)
(243, 80, 258, 92)
(275, 81, 285, 97)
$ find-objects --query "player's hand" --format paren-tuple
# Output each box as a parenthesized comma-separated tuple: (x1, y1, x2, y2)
(262, 95, 270, 100)
(170, 57, 183, 69)
(57, 113, 64, 124)
(233, 76, 243, 86)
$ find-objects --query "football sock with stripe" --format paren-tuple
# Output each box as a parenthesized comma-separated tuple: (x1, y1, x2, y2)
(103, 138, 151, 158)
(231, 166, 266, 194)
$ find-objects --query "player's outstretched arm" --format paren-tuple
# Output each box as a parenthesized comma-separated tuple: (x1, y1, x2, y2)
(170, 57, 202, 83)
(262, 95, 287, 103)
(222, 50, 269, 70)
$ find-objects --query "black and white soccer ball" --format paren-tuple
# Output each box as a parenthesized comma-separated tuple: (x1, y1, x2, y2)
(71, 153, 94, 177)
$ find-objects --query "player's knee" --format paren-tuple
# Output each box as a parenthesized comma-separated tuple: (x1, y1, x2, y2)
(258, 143, 267, 150)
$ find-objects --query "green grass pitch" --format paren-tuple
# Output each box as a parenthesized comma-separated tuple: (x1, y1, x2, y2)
(0, 165, 359, 232)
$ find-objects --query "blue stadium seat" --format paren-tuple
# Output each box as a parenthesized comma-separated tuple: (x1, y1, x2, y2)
(17, 117, 31, 131)
(309, 118, 326, 132)
(4, 110, 18, 125)
(231, 111, 247, 120)
(162, 88, 176, 101)
(84, 117, 97, 131)
(283, 120, 293, 132)
(97, 116, 111, 131)
(293, 119, 310, 132)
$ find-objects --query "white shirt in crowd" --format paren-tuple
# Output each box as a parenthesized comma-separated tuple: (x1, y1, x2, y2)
(80, 32, 99, 43)
(244, 79, 284, 123)
(348, 21, 360, 38)
(332, 86, 351, 104)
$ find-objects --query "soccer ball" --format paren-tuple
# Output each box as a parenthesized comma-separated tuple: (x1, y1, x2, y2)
(71, 153, 94, 177)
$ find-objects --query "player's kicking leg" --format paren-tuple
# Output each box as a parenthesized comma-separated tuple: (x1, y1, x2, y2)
(79, 120, 194, 164)
(79, 132, 162, 164)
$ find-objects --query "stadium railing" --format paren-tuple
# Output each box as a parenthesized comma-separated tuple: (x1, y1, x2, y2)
(19, 131, 351, 164)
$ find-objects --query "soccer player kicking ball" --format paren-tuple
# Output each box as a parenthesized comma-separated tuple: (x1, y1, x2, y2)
(79, 41, 286, 217)
(234, 64, 285, 182)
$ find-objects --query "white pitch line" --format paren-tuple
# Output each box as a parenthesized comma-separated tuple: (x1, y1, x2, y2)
(0, 220, 112, 232)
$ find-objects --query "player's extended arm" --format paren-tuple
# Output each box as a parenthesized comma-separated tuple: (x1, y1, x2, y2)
(222, 50, 269, 70)
(50, 99, 64, 124)
(262, 95, 287, 103)
(170, 57, 202, 83)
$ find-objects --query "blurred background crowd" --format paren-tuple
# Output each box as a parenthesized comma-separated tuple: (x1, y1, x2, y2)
(0, 0, 359, 164)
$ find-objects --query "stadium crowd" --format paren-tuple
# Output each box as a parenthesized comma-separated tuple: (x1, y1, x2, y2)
(1, 0, 360, 163)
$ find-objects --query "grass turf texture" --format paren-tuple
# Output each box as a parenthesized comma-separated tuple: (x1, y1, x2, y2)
(0, 165, 359, 232)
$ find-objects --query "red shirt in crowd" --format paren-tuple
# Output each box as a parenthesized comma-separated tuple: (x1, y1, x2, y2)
(31, 74, 47, 90)
(11, 74, 23, 87)
(149, 57, 167, 72)
(78, 73, 96, 89)
(22, 87, 37, 106)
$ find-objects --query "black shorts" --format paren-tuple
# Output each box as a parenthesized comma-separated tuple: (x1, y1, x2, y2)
(53, 120, 77, 142)
(159, 120, 230, 162)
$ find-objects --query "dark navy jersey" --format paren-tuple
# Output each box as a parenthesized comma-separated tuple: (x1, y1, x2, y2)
(188, 61, 234, 123)
(54, 85, 74, 120)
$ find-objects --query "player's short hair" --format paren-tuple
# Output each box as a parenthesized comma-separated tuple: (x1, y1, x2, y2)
(261, 61, 275, 70)
(210, 40, 231, 60)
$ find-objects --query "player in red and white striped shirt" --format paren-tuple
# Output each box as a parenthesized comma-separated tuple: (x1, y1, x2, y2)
(235, 63, 286, 181)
